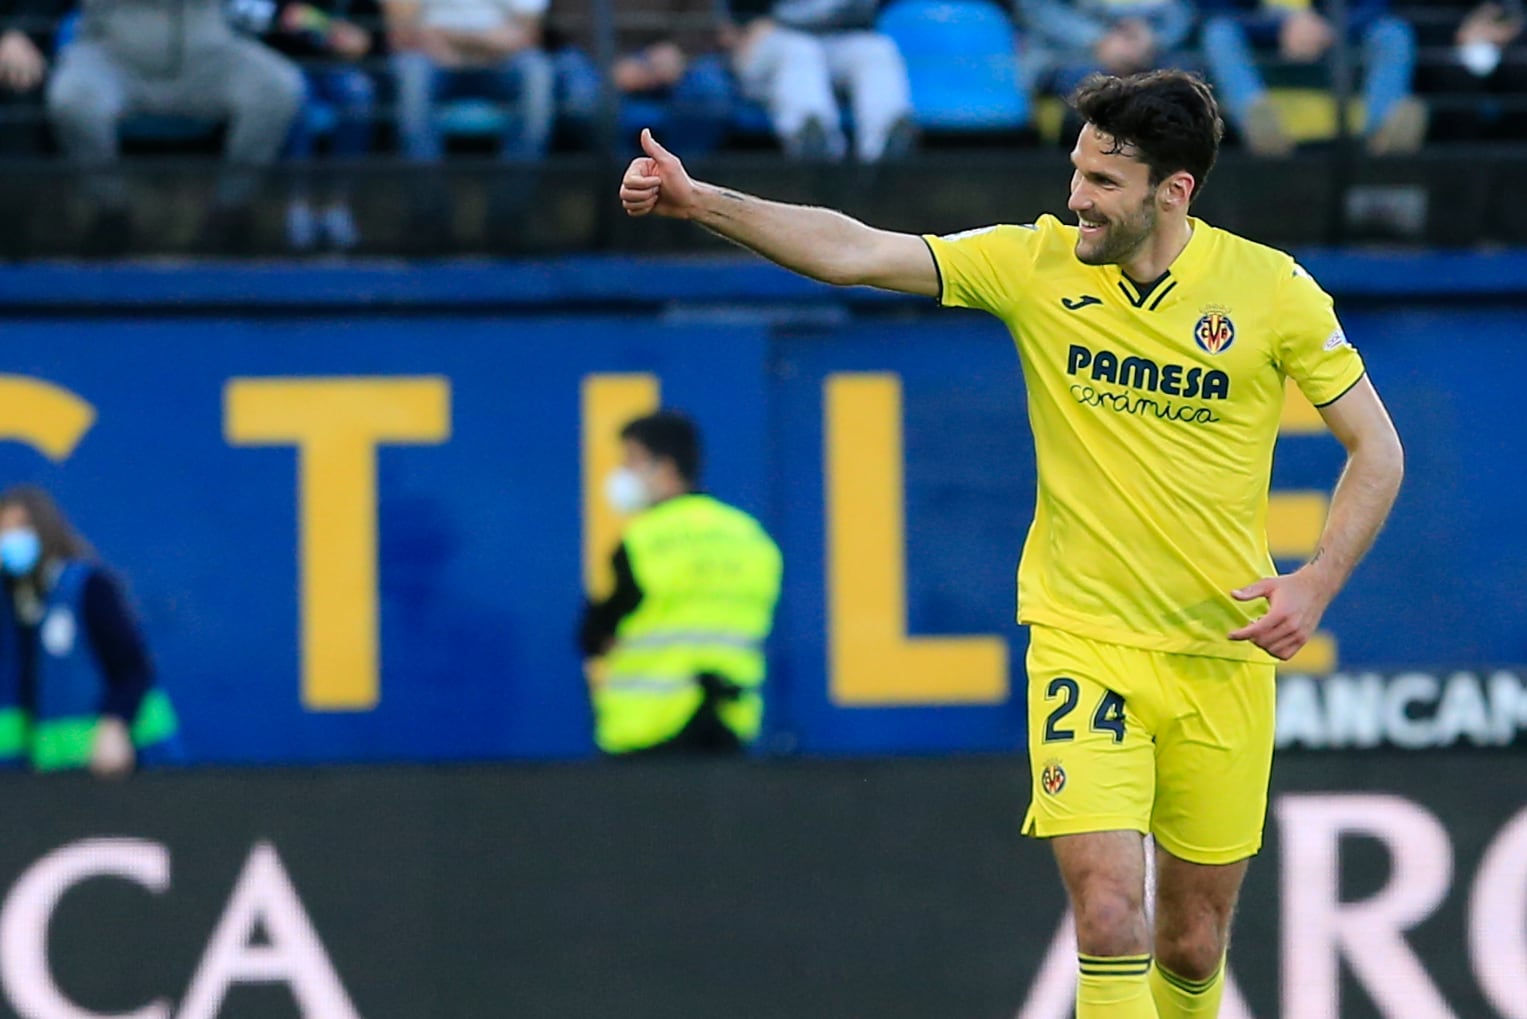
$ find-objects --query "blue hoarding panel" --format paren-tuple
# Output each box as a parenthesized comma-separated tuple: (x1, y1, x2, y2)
(0, 289, 1523, 763)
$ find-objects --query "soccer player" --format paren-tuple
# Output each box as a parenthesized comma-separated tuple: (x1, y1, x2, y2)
(619, 69, 1405, 1018)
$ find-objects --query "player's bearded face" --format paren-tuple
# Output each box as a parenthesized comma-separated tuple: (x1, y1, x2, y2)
(1073, 190, 1158, 266)
(1068, 125, 1163, 267)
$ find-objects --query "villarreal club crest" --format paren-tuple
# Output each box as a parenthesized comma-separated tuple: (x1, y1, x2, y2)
(1194, 307, 1236, 355)
(1041, 759, 1067, 796)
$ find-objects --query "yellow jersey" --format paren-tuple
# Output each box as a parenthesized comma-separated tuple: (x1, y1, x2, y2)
(924, 215, 1366, 662)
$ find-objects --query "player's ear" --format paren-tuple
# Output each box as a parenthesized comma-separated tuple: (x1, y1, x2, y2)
(1160, 171, 1195, 211)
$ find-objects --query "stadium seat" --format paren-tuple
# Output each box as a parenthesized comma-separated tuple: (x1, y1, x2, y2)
(877, 0, 1029, 131)
(1266, 88, 1368, 142)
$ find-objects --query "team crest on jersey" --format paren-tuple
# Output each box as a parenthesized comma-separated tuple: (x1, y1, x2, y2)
(1040, 759, 1067, 796)
(1194, 307, 1236, 355)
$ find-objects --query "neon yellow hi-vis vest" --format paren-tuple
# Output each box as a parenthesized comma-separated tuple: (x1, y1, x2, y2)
(596, 494, 782, 754)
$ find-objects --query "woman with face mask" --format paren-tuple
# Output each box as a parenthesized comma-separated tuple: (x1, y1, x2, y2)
(0, 485, 179, 776)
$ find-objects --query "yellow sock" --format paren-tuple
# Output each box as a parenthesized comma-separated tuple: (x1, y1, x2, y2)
(1077, 954, 1158, 1019)
(1149, 959, 1225, 1019)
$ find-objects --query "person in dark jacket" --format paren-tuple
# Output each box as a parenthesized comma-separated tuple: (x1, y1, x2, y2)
(0, 485, 179, 776)
(255, 0, 384, 250)
(0, 0, 72, 154)
(1416, 0, 1526, 139)
(0, 0, 71, 256)
(550, 0, 734, 155)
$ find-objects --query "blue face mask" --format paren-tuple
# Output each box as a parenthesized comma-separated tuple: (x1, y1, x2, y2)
(0, 529, 41, 575)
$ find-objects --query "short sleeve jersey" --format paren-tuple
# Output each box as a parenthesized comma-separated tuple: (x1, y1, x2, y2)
(924, 215, 1366, 662)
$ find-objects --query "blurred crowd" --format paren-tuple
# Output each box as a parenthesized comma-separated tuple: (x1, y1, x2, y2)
(0, 0, 1521, 249)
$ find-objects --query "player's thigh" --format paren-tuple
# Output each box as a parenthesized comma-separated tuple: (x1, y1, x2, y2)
(1151, 657, 1276, 864)
(1023, 628, 1157, 838)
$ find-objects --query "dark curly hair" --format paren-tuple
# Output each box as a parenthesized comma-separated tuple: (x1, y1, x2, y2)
(1072, 70, 1225, 199)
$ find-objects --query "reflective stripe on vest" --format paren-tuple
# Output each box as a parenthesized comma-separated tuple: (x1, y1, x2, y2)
(0, 706, 26, 761)
(615, 631, 764, 653)
(603, 675, 701, 693)
(31, 688, 180, 772)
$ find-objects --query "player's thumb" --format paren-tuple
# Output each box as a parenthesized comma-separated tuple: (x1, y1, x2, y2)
(1231, 578, 1276, 601)
(641, 128, 676, 165)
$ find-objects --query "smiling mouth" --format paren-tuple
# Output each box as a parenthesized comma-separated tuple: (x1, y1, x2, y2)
(1078, 218, 1107, 236)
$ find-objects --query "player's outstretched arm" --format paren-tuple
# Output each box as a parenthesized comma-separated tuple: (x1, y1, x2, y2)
(619, 129, 940, 297)
(1230, 375, 1404, 659)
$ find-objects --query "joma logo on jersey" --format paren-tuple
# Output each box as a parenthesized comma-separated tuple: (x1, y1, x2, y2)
(1194, 311, 1236, 354)
(1067, 344, 1231, 400)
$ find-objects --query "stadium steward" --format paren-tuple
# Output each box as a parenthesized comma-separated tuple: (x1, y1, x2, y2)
(580, 411, 782, 757)
(0, 486, 180, 776)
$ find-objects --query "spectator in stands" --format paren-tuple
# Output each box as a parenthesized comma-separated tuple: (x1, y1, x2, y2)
(1455, 0, 1524, 73)
(1016, 0, 1196, 99)
(385, 0, 554, 164)
(551, 0, 734, 155)
(580, 412, 782, 758)
(1419, 0, 1526, 138)
(0, 0, 70, 155)
(0, 486, 180, 776)
(1200, 0, 1427, 155)
(46, 0, 304, 253)
(724, 0, 917, 161)
(259, 0, 384, 251)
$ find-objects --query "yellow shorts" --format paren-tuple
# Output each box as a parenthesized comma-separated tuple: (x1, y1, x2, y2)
(1022, 625, 1277, 865)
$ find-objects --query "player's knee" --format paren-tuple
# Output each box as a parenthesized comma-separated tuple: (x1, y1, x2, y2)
(1155, 928, 1226, 982)
(1072, 888, 1148, 956)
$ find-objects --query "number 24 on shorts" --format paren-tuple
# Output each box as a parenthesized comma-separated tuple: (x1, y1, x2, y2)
(1042, 677, 1127, 743)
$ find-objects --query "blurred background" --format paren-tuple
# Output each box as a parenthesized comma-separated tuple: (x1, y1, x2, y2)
(0, 0, 1524, 1016)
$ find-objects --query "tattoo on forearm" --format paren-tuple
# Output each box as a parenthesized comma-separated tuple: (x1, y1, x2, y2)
(1309, 547, 1325, 565)
(718, 191, 748, 203)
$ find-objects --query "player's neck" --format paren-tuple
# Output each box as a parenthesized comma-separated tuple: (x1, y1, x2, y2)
(1120, 217, 1194, 284)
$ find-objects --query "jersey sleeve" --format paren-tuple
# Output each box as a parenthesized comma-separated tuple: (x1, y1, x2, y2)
(1274, 262, 1367, 407)
(922, 223, 1040, 316)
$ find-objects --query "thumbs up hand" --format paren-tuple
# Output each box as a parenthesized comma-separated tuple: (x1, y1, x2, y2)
(619, 128, 698, 219)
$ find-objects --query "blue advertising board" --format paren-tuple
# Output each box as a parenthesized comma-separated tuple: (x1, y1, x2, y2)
(0, 260, 1522, 762)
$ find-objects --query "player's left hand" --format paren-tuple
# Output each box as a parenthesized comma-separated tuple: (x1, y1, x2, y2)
(1227, 568, 1332, 661)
